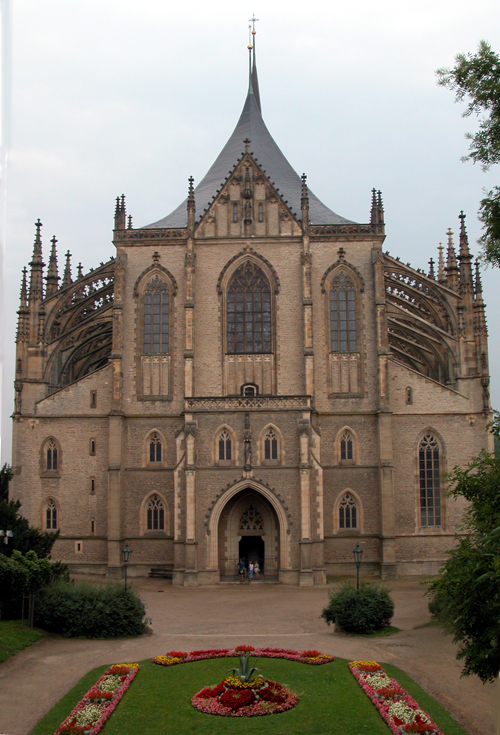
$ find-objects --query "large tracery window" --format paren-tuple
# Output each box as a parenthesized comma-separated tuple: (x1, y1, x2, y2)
(419, 433, 441, 527)
(143, 275, 169, 354)
(330, 272, 357, 352)
(239, 505, 264, 531)
(147, 494, 165, 531)
(339, 493, 357, 530)
(227, 262, 272, 354)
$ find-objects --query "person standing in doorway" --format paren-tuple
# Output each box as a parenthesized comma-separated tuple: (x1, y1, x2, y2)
(254, 561, 260, 580)
(238, 558, 245, 582)
(248, 561, 254, 581)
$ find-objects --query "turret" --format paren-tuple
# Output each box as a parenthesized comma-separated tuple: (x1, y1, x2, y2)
(445, 228, 459, 291)
(62, 250, 73, 289)
(114, 194, 126, 230)
(45, 235, 60, 297)
(28, 219, 45, 344)
(370, 189, 385, 232)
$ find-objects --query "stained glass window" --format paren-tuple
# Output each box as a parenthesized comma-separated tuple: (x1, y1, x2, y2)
(419, 434, 441, 526)
(143, 276, 169, 354)
(339, 493, 357, 529)
(46, 500, 57, 530)
(330, 272, 357, 352)
(227, 262, 272, 354)
(147, 494, 165, 531)
(46, 440, 58, 471)
(149, 433, 162, 463)
(340, 431, 353, 461)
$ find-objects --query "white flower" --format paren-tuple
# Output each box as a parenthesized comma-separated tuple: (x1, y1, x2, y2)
(75, 704, 104, 727)
(99, 675, 122, 692)
(364, 673, 391, 689)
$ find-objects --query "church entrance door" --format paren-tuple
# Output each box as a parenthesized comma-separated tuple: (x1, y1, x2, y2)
(218, 489, 279, 581)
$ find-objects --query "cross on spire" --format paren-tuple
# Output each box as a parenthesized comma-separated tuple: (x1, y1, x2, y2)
(249, 14, 259, 34)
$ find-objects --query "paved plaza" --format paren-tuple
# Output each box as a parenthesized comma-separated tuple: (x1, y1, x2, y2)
(0, 577, 495, 735)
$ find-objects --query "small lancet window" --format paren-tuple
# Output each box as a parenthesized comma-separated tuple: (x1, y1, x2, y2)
(149, 433, 162, 463)
(147, 494, 165, 531)
(46, 440, 58, 471)
(340, 431, 353, 461)
(143, 275, 169, 355)
(419, 433, 441, 527)
(46, 500, 58, 530)
(406, 387, 413, 405)
(258, 203, 264, 222)
(233, 203, 238, 223)
(330, 272, 357, 352)
(339, 493, 357, 529)
(218, 430, 232, 461)
(264, 429, 278, 461)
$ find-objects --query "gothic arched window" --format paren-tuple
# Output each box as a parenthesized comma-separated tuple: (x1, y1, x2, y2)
(218, 430, 232, 461)
(46, 441, 58, 471)
(143, 275, 169, 354)
(239, 505, 264, 530)
(147, 494, 165, 531)
(45, 500, 58, 530)
(227, 262, 272, 354)
(330, 272, 357, 352)
(340, 431, 353, 461)
(264, 429, 278, 461)
(339, 493, 357, 530)
(419, 433, 441, 527)
(149, 433, 162, 463)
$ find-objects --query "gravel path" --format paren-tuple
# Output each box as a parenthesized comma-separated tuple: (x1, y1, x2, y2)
(0, 576, 495, 735)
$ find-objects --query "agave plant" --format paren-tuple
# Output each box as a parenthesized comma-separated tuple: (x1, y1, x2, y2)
(227, 645, 263, 683)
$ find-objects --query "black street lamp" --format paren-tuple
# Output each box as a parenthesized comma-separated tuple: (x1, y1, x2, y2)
(0, 530, 14, 546)
(122, 543, 132, 590)
(353, 544, 363, 591)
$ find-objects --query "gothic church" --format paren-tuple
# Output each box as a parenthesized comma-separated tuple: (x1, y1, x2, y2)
(10, 39, 493, 585)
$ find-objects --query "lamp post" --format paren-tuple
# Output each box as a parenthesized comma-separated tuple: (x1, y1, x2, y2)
(353, 544, 363, 591)
(122, 543, 132, 590)
(0, 530, 14, 546)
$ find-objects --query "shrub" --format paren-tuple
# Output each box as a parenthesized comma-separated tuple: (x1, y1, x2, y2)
(321, 581, 394, 634)
(35, 580, 146, 638)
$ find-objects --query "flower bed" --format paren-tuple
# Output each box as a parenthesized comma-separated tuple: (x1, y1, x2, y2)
(54, 663, 139, 735)
(191, 676, 298, 718)
(152, 645, 334, 667)
(349, 661, 443, 734)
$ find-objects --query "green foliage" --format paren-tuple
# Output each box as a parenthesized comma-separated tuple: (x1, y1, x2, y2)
(437, 41, 500, 265)
(0, 550, 53, 608)
(321, 581, 394, 634)
(35, 580, 146, 638)
(0, 463, 13, 501)
(226, 652, 262, 683)
(0, 474, 59, 559)
(427, 450, 500, 683)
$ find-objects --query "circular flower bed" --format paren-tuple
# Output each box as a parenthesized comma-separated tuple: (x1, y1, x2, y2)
(192, 677, 298, 717)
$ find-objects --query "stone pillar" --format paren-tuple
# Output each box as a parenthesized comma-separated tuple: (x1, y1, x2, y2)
(373, 247, 397, 579)
(173, 428, 186, 585)
(298, 417, 314, 586)
(310, 424, 326, 584)
(183, 418, 198, 586)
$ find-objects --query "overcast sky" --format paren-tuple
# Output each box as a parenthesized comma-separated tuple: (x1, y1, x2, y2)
(1, 0, 500, 462)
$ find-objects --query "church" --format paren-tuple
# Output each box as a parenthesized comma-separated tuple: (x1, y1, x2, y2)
(9, 34, 494, 585)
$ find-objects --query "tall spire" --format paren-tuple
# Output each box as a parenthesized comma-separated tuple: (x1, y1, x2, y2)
(445, 228, 459, 291)
(28, 218, 45, 303)
(16, 267, 29, 342)
(249, 15, 261, 113)
(458, 210, 473, 292)
(46, 235, 60, 297)
(437, 242, 446, 283)
(62, 250, 73, 289)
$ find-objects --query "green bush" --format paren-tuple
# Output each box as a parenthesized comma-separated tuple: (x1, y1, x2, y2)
(321, 581, 394, 634)
(35, 580, 146, 638)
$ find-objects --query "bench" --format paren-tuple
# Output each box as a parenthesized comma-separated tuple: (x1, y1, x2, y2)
(148, 566, 173, 579)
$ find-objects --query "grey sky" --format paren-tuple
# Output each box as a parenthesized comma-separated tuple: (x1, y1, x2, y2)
(2, 0, 500, 462)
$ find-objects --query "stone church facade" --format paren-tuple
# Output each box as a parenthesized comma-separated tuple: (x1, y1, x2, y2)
(9, 46, 494, 585)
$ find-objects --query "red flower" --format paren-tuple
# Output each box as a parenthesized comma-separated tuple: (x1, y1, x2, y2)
(301, 650, 321, 658)
(259, 685, 286, 704)
(357, 663, 383, 672)
(166, 651, 188, 658)
(234, 645, 255, 653)
(220, 688, 256, 710)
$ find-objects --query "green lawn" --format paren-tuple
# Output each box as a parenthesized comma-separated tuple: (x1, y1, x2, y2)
(0, 620, 44, 663)
(31, 657, 468, 735)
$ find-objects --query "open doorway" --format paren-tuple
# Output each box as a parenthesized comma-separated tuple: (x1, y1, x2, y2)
(239, 535, 264, 573)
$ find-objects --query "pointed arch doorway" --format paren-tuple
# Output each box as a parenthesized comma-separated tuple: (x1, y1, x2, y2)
(218, 489, 280, 581)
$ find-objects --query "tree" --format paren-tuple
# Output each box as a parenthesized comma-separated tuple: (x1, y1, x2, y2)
(0, 463, 58, 558)
(427, 430, 500, 683)
(437, 41, 500, 266)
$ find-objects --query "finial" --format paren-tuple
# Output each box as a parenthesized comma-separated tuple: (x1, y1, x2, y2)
(301, 173, 309, 211)
(77, 262, 83, 279)
(474, 258, 483, 296)
(62, 250, 72, 289)
(127, 215, 133, 229)
(153, 251, 160, 263)
(35, 218, 42, 236)
(115, 196, 120, 214)
(244, 138, 251, 154)
(187, 176, 196, 214)
(20, 267, 28, 302)
(428, 258, 435, 279)
(249, 13, 259, 33)
(437, 242, 446, 283)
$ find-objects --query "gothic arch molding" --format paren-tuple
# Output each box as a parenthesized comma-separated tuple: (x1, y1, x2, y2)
(133, 262, 178, 298)
(217, 246, 280, 295)
(320, 258, 365, 294)
(206, 478, 291, 571)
